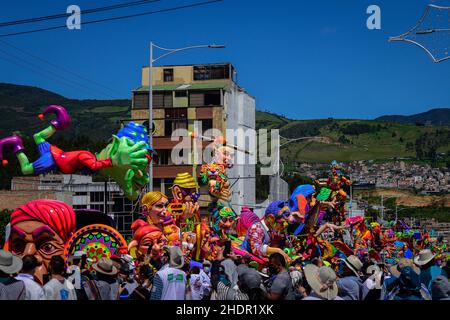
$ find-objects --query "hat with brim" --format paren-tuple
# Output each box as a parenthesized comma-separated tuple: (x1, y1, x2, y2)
(0, 250, 23, 275)
(389, 258, 420, 278)
(341, 255, 363, 278)
(304, 264, 338, 300)
(92, 257, 118, 276)
(165, 246, 184, 269)
(414, 249, 436, 266)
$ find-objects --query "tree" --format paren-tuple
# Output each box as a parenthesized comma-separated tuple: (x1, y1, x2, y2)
(0, 209, 12, 247)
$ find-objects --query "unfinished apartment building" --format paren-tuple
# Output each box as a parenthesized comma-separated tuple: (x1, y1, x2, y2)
(131, 63, 255, 214)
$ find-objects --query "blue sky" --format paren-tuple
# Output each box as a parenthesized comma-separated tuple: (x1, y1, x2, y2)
(1, 0, 449, 119)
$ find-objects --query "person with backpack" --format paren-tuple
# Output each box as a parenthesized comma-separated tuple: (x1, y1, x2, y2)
(0, 250, 25, 300)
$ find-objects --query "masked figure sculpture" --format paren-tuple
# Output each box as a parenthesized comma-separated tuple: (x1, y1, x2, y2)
(0, 105, 152, 200)
(211, 205, 237, 240)
(128, 219, 166, 264)
(168, 172, 200, 231)
(6, 199, 76, 284)
(315, 161, 352, 224)
(200, 136, 234, 204)
(140, 191, 180, 246)
(237, 202, 291, 263)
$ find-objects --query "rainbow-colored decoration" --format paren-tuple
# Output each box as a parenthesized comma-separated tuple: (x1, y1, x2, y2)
(64, 224, 127, 271)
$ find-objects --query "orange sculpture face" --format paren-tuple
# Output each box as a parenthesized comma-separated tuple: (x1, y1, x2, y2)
(9, 221, 65, 284)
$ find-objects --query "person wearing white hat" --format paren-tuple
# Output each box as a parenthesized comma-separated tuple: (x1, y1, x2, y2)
(414, 249, 448, 290)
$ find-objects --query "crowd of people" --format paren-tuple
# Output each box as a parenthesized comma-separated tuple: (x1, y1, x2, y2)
(1, 242, 448, 300)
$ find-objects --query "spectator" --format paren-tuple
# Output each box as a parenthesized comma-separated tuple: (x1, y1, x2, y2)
(67, 251, 83, 291)
(414, 249, 448, 290)
(83, 257, 120, 300)
(266, 252, 294, 300)
(385, 265, 429, 300)
(15, 255, 45, 300)
(215, 258, 248, 300)
(129, 264, 153, 300)
(237, 263, 266, 300)
(43, 256, 77, 300)
(202, 260, 212, 277)
(0, 249, 25, 300)
(303, 264, 343, 300)
(150, 246, 186, 300)
(337, 255, 365, 300)
(430, 275, 450, 300)
(188, 266, 204, 300)
(117, 261, 138, 300)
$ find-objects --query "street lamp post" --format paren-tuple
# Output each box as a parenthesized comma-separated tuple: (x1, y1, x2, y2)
(147, 42, 225, 192)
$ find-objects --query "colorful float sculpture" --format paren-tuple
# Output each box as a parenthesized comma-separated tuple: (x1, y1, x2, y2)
(0, 105, 153, 200)
(128, 219, 166, 263)
(168, 172, 200, 230)
(4, 199, 127, 283)
(64, 224, 128, 271)
(199, 135, 233, 204)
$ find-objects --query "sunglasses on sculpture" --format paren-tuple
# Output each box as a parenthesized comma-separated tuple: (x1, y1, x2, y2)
(181, 189, 200, 202)
(221, 217, 235, 223)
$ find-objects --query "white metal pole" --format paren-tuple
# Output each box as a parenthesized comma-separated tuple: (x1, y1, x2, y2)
(148, 42, 153, 192)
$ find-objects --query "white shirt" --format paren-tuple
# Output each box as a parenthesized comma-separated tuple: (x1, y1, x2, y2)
(43, 278, 77, 300)
(15, 274, 45, 300)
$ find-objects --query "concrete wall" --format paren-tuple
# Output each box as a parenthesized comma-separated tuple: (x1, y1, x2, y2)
(224, 86, 256, 214)
(0, 190, 73, 210)
(141, 66, 231, 86)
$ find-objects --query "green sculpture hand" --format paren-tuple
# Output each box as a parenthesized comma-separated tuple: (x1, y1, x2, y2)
(110, 135, 149, 170)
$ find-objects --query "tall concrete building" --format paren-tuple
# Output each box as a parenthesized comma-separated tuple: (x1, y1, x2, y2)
(131, 62, 255, 213)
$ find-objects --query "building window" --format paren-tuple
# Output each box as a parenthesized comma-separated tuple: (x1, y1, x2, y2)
(204, 90, 221, 105)
(165, 120, 188, 136)
(175, 90, 187, 97)
(74, 191, 87, 196)
(165, 108, 187, 119)
(133, 92, 149, 109)
(73, 205, 87, 210)
(91, 204, 104, 212)
(90, 191, 104, 202)
(154, 92, 173, 107)
(193, 65, 230, 81)
(189, 90, 221, 106)
(201, 119, 213, 133)
(157, 150, 171, 165)
(163, 68, 174, 82)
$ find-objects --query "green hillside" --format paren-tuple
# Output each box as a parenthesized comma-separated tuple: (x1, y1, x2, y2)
(256, 111, 450, 165)
(1, 83, 448, 166)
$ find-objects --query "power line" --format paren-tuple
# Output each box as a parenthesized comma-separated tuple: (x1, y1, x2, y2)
(0, 0, 162, 28)
(0, 39, 122, 97)
(0, 48, 116, 98)
(0, 0, 223, 38)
